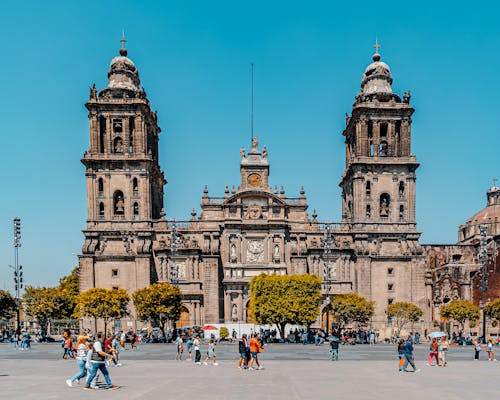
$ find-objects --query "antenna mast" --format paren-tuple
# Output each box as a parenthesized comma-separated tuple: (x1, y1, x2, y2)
(251, 62, 254, 142)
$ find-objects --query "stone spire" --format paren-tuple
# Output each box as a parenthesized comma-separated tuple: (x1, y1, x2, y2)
(360, 41, 393, 96)
(107, 37, 140, 91)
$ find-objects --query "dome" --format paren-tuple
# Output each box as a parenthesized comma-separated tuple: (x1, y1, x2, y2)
(106, 45, 140, 91)
(360, 52, 393, 95)
(466, 185, 500, 224)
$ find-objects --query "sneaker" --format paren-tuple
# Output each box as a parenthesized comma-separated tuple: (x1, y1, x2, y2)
(213, 363, 218, 366)
(107, 385, 120, 390)
(83, 387, 94, 391)
(415, 369, 421, 373)
(203, 362, 208, 365)
(258, 366, 264, 370)
(115, 363, 122, 367)
(66, 379, 72, 387)
(238, 366, 242, 370)
(195, 362, 201, 365)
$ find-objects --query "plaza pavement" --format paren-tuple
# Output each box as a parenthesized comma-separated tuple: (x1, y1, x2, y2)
(0, 343, 498, 399)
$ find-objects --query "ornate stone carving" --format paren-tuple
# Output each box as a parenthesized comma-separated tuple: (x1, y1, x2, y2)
(246, 204, 262, 219)
(246, 240, 264, 263)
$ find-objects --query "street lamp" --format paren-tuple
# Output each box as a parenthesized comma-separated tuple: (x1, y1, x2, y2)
(478, 224, 490, 344)
(323, 223, 333, 336)
(12, 217, 23, 333)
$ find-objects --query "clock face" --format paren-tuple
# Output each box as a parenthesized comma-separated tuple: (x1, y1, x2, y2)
(248, 174, 261, 186)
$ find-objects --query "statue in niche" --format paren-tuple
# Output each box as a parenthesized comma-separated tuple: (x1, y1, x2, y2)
(90, 83, 97, 100)
(380, 197, 389, 217)
(403, 90, 411, 104)
(262, 146, 268, 159)
(273, 244, 280, 260)
(230, 243, 237, 263)
(232, 304, 238, 321)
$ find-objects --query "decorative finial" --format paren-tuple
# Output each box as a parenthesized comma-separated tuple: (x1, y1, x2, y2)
(312, 209, 318, 221)
(120, 31, 128, 57)
(225, 185, 229, 194)
(493, 178, 498, 188)
(300, 185, 305, 195)
(191, 208, 197, 219)
(373, 38, 381, 62)
(203, 185, 208, 195)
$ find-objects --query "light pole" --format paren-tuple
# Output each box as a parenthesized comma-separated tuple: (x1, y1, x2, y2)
(478, 224, 490, 344)
(169, 220, 180, 340)
(323, 223, 332, 336)
(12, 217, 23, 334)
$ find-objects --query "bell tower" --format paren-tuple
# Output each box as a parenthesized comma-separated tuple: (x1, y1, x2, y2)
(82, 40, 165, 224)
(340, 45, 418, 231)
(79, 40, 166, 305)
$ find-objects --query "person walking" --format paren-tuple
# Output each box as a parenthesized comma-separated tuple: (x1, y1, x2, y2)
(238, 334, 249, 369)
(329, 339, 339, 361)
(402, 338, 420, 373)
(486, 338, 497, 361)
(66, 336, 90, 387)
(439, 336, 449, 366)
(248, 334, 264, 370)
(186, 336, 194, 361)
(193, 335, 201, 364)
(428, 337, 439, 366)
(474, 340, 481, 360)
(84, 333, 120, 391)
(203, 338, 218, 366)
(175, 334, 184, 361)
(397, 339, 406, 371)
(12, 332, 19, 350)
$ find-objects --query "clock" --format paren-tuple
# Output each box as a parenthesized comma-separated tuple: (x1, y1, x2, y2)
(248, 174, 261, 186)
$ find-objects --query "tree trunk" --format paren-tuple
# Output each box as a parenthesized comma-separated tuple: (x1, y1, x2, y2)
(104, 320, 107, 337)
(277, 323, 286, 341)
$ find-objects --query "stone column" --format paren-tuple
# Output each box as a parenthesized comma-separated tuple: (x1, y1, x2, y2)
(388, 122, 395, 156)
(89, 115, 98, 153)
(373, 121, 380, 156)
(401, 119, 411, 156)
(105, 116, 112, 154)
(123, 117, 130, 155)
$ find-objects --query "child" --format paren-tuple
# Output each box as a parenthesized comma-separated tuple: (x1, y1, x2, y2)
(329, 339, 339, 361)
(203, 338, 218, 366)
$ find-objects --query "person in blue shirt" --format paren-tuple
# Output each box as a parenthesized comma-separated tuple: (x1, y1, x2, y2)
(402, 338, 420, 373)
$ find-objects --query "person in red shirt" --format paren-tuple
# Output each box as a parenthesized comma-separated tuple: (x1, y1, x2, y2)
(248, 334, 264, 370)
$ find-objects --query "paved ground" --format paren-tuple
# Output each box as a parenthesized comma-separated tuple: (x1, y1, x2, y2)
(0, 343, 498, 399)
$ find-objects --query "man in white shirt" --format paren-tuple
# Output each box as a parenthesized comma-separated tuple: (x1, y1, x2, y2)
(193, 336, 201, 364)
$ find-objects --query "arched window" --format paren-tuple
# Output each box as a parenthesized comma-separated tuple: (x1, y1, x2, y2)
(399, 181, 405, 197)
(365, 181, 371, 197)
(113, 191, 125, 215)
(99, 116, 106, 153)
(379, 193, 390, 217)
(113, 137, 124, 153)
(99, 202, 105, 217)
(366, 205, 371, 220)
(98, 178, 104, 194)
(379, 140, 388, 157)
(129, 116, 135, 154)
(399, 205, 405, 220)
(133, 178, 138, 193)
(133, 202, 139, 219)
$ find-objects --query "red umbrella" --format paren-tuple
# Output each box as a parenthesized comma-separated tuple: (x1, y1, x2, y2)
(201, 325, 218, 330)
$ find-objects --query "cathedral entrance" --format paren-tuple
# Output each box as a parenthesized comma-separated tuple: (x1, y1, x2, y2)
(176, 306, 190, 327)
(321, 306, 335, 332)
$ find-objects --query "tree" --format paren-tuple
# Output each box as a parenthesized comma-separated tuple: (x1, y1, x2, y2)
(219, 326, 229, 339)
(0, 290, 17, 321)
(23, 286, 68, 334)
(387, 302, 423, 334)
(75, 288, 129, 334)
(330, 294, 375, 330)
(440, 300, 479, 334)
(57, 267, 80, 316)
(484, 299, 500, 336)
(132, 283, 182, 339)
(249, 274, 321, 339)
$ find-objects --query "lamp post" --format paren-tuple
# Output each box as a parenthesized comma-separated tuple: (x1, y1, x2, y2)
(478, 224, 490, 344)
(170, 220, 179, 341)
(12, 217, 23, 334)
(323, 223, 332, 336)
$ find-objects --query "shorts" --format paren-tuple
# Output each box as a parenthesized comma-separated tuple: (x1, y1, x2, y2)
(240, 352, 246, 359)
(251, 352, 258, 359)
(208, 350, 216, 358)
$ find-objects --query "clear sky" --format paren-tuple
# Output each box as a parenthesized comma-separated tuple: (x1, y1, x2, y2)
(0, 0, 498, 290)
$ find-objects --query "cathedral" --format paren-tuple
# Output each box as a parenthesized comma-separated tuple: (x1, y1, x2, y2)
(79, 41, 499, 335)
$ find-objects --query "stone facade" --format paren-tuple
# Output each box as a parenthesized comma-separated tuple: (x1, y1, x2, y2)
(79, 42, 498, 334)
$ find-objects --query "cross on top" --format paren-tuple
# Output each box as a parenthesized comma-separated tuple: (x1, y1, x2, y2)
(120, 30, 127, 49)
(494, 178, 498, 187)
(374, 39, 380, 54)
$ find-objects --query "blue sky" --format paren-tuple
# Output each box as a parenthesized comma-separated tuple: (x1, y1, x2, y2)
(0, 1, 498, 290)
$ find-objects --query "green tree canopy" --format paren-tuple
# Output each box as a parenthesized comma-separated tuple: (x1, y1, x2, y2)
(387, 302, 423, 333)
(23, 286, 68, 333)
(440, 300, 479, 333)
(484, 299, 500, 321)
(249, 274, 321, 338)
(0, 289, 17, 321)
(330, 294, 375, 329)
(132, 282, 182, 337)
(57, 267, 79, 315)
(75, 288, 129, 333)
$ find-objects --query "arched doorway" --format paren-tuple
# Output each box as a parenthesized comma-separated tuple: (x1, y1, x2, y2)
(246, 301, 255, 324)
(176, 306, 190, 328)
(321, 306, 335, 332)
